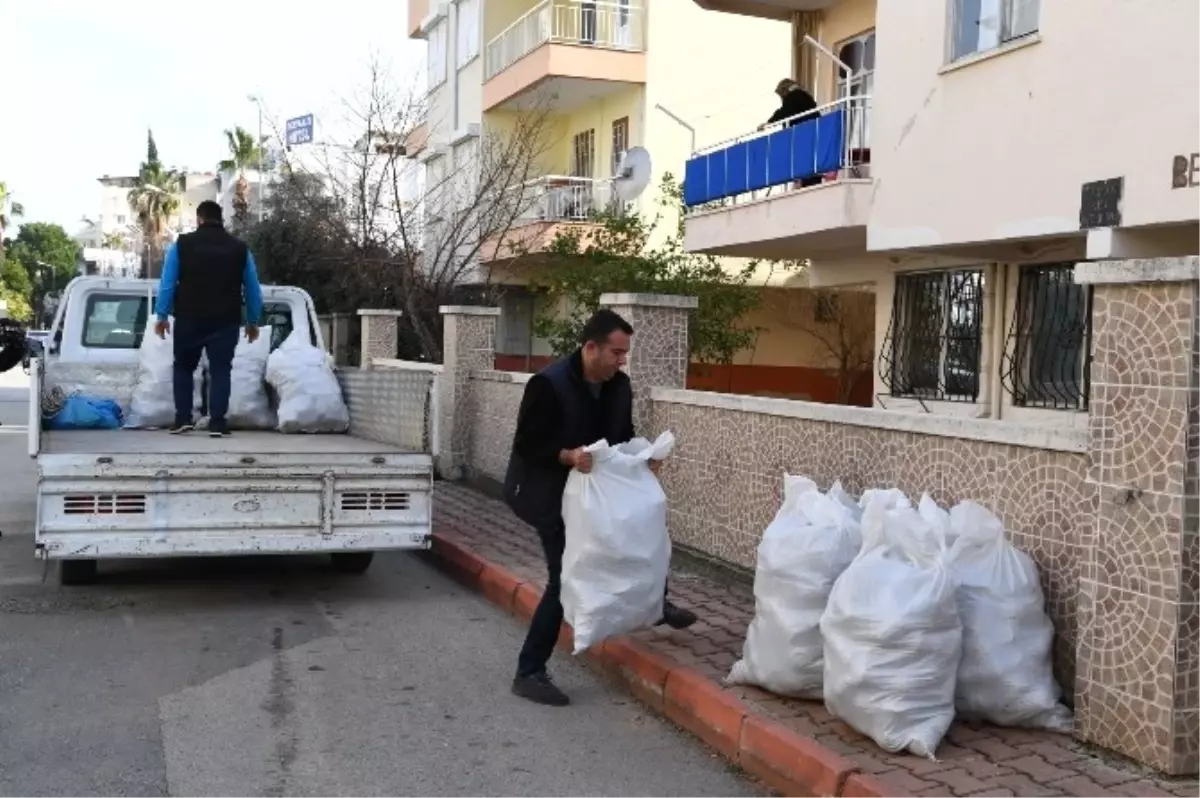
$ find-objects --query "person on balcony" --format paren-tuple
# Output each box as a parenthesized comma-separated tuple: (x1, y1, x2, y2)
(761, 78, 822, 188)
(762, 78, 818, 130)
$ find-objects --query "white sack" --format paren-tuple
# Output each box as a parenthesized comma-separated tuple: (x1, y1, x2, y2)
(821, 494, 961, 759)
(948, 500, 1072, 731)
(562, 432, 675, 654)
(265, 330, 349, 433)
(727, 477, 862, 698)
(126, 321, 203, 429)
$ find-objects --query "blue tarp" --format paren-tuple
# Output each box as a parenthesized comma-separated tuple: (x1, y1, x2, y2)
(46, 395, 123, 430)
(683, 108, 847, 207)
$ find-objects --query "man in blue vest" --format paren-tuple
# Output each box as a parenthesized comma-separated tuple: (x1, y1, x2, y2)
(503, 309, 698, 707)
(153, 200, 263, 438)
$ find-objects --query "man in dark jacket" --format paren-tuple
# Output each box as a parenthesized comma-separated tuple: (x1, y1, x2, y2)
(763, 78, 818, 129)
(503, 309, 698, 707)
(153, 200, 263, 438)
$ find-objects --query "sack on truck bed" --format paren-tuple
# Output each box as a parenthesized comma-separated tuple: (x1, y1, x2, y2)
(947, 500, 1073, 731)
(821, 493, 961, 759)
(265, 330, 349, 434)
(561, 432, 675, 654)
(727, 476, 862, 699)
(126, 321, 203, 429)
(220, 326, 276, 430)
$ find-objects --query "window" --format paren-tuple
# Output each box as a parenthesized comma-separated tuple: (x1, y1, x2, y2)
(836, 30, 874, 148)
(571, 129, 595, 178)
(1001, 264, 1092, 411)
(253, 302, 295, 351)
(456, 0, 480, 67)
(950, 0, 1040, 61)
(82, 294, 149, 349)
(879, 269, 984, 403)
(117, 215, 126, 225)
(452, 138, 479, 206)
(428, 21, 448, 88)
(610, 117, 629, 175)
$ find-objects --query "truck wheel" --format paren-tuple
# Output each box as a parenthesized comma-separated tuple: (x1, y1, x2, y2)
(60, 560, 98, 585)
(330, 552, 374, 574)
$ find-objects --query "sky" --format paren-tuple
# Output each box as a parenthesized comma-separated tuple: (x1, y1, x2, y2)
(0, 0, 426, 236)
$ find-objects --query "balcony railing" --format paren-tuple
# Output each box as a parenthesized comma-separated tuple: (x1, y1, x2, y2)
(485, 0, 646, 81)
(682, 94, 871, 211)
(513, 175, 614, 223)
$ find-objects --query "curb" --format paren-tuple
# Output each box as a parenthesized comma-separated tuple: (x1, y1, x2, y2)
(427, 528, 903, 798)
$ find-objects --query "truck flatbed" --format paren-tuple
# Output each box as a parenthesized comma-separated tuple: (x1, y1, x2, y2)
(42, 429, 409, 456)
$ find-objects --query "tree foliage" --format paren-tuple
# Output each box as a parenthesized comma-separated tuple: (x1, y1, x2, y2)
(245, 60, 555, 361)
(219, 126, 265, 229)
(2, 221, 80, 323)
(530, 175, 789, 364)
(128, 130, 183, 278)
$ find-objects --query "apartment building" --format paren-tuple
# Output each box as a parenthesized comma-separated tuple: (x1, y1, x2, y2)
(407, 0, 794, 371)
(681, 0, 1198, 425)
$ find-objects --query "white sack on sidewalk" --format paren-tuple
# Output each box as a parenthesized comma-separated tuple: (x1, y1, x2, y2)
(948, 500, 1073, 731)
(727, 477, 862, 698)
(265, 330, 349, 433)
(821, 494, 961, 759)
(126, 321, 203, 429)
(200, 326, 275, 430)
(561, 431, 675, 654)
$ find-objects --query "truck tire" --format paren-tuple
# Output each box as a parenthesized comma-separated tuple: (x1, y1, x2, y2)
(330, 552, 374, 574)
(59, 559, 98, 585)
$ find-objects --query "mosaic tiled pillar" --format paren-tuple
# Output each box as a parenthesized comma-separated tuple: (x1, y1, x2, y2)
(599, 293, 697, 436)
(1076, 256, 1199, 775)
(439, 305, 499, 480)
(357, 309, 403, 367)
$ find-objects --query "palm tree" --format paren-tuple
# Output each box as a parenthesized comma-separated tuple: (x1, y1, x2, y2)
(219, 127, 263, 226)
(128, 132, 183, 279)
(0, 181, 25, 257)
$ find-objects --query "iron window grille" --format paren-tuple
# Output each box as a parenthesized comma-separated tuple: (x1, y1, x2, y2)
(878, 269, 984, 403)
(1000, 263, 1093, 411)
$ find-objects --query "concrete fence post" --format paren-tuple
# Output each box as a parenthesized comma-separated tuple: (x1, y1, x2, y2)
(439, 305, 500, 479)
(356, 309, 403, 368)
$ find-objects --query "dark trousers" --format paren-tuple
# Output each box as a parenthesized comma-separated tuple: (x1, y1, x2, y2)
(516, 521, 670, 678)
(173, 319, 238, 429)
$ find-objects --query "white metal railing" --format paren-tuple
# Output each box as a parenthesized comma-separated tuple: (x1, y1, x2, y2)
(485, 0, 645, 80)
(512, 175, 615, 223)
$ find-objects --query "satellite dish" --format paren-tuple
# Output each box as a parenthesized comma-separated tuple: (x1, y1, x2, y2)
(612, 146, 652, 203)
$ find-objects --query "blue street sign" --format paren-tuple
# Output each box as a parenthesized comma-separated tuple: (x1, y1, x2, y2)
(285, 114, 314, 146)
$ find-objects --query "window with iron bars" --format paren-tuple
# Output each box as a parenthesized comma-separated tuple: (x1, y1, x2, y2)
(878, 269, 984, 403)
(1000, 263, 1093, 411)
(571, 129, 595, 178)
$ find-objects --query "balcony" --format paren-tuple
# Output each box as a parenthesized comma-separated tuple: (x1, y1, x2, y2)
(481, 175, 613, 262)
(483, 0, 646, 112)
(690, 0, 839, 21)
(683, 94, 872, 260)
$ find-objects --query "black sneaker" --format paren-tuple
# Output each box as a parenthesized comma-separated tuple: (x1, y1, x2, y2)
(656, 600, 699, 630)
(168, 422, 194, 435)
(209, 427, 230, 439)
(512, 671, 570, 707)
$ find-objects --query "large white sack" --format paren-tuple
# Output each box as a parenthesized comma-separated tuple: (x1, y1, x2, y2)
(562, 432, 675, 654)
(266, 330, 349, 433)
(727, 477, 861, 698)
(199, 327, 276, 430)
(948, 500, 1072, 731)
(821, 494, 962, 759)
(126, 321, 203, 429)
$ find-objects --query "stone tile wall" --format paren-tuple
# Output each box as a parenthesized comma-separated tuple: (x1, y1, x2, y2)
(649, 397, 1089, 696)
(439, 307, 500, 478)
(466, 371, 527, 484)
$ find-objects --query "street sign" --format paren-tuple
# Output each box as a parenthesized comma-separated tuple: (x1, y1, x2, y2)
(285, 114, 314, 146)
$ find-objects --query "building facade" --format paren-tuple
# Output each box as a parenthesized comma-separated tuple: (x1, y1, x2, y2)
(407, 0, 798, 373)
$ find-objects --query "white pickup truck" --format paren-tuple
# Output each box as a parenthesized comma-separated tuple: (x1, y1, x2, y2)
(29, 276, 436, 585)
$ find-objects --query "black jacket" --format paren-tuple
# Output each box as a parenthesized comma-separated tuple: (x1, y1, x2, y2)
(174, 223, 250, 325)
(767, 87, 818, 128)
(503, 350, 635, 530)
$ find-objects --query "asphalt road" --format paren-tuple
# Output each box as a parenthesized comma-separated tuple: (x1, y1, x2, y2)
(0, 367, 757, 797)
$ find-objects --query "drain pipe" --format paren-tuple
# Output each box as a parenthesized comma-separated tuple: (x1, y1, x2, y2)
(654, 103, 696, 153)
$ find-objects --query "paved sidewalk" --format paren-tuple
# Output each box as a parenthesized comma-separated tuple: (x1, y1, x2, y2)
(433, 483, 1199, 798)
